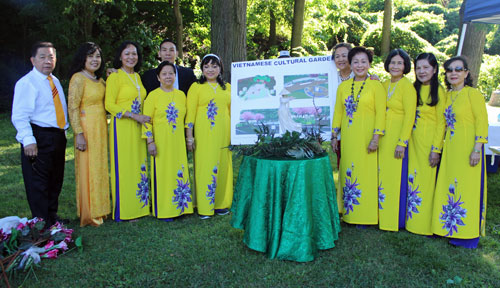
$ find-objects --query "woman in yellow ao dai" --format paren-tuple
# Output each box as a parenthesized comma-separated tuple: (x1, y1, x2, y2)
(431, 56, 488, 249)
(405, 53, 446, 235)
(331, 47, 386, 225)
(378, 49, 416, 231)
(142, 62, 193, 220)
(68, 42, 110, 227)
(185, 54, 233, 219)
(105, 41, 150, 221)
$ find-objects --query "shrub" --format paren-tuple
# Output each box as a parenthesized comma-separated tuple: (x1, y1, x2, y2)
(478, 54, 500, 101)
(333, 11, 371, 46)
(412, 3, 446, 15)
(486, 26, 500, 55)
(400, 11, 445, 44)
(435, 34, 458, 57)
(360, 21, 447, 61)
(359, 11, 381, 24)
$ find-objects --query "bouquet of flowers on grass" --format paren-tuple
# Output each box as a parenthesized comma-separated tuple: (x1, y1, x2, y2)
(0, 216, 82, 283)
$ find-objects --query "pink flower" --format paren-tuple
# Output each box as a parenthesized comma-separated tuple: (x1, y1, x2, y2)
(27, 217, 41, 228)
(57, 241, 68, 251)
(254, 113, 265, 121)
(240, 111, 255, 121)
(42, 249, 58, 259)
(16, 223, 26, 230)
(44, 240, 55, 250)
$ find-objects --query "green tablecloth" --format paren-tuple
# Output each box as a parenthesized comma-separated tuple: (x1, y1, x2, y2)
(230, 154, 341, 262)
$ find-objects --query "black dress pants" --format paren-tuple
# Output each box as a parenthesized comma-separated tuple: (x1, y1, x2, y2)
(21, 124, 66, 226)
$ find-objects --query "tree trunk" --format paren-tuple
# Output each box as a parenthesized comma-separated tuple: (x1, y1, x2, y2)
(211, 0, 247, 82)
(269, 10, 277, 48)
(173, 0, 184, 60)
(381, 0, 392, 57)
(457, 0, 486, 87)
(290, 0, 305, 56)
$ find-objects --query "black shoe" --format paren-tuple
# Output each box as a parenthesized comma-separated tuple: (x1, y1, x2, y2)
(215, 209, 230, 216)
(53, 215, 70, 225)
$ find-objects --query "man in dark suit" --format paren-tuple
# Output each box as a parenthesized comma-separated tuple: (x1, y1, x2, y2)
(142, 39, 197, 96)
(12, 41, 68, 227)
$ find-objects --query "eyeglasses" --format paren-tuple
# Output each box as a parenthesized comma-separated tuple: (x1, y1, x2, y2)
(445, 66, 467, 73)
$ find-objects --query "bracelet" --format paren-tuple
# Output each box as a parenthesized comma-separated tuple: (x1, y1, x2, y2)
(186, 138, 194, 143)
(331, 134, 337, 141)
(473, 148, 480, 153)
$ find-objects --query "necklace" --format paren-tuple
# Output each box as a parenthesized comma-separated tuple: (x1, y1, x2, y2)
(81, 69, 97, 80)
(207, 81, 218, 93)
(340, 72, 352, 82)
(350, 76, 367, 106)
(121, 68, 141, 101)
(450, 88, 463, 107)
(387, 79, 399, 101)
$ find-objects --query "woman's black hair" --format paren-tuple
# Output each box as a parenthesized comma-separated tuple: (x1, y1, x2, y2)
(443, 56, 473, 90)
(413, 53, 439, 107)
(156, 61, 176, 76)
(199, 54, 226, 90)
(112, 41, 142, 71)
(384, 48, 411, 75)
(69, 42, 104, 79)
(347, 46, 373, 64)
(332, 42, 353, 58)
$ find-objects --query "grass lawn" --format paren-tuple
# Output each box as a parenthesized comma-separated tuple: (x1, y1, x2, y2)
(1, 112, 499, 287)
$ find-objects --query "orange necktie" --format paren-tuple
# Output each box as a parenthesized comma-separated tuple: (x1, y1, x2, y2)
(47, 75, 65, 129)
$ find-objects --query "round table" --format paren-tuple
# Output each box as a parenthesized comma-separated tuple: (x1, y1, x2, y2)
(230, 154, 341, 262)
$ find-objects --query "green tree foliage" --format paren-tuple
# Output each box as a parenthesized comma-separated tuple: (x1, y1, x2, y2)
(412, 3, 446, 15)
(486, 26, 500, 56)
(478, 54, 500, 100)
(400, 11, 445, 45)
(361, 21, 446, 60)
(435, 34, 459, 56)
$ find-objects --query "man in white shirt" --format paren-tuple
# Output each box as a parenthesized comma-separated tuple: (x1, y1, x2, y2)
(12, 41, 68, 227)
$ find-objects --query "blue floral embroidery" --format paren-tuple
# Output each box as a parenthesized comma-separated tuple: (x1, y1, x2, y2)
(475, 136, 488, 141)
(207, 99, 218, 128)
(444, 105, 456, 140)
(131, 98, 141, 114)
(378, 182, 385, 209)
(136, 162, 149, 208)
(206, 165, 218, 206)
(187, 122, 194, 129)
(145, 131, 153, 138)
(333, 127, 340, 134)
(343, 163, 361, 215)
(406, 170, 422, 220)
(116, 111, 123, 119)
(439, 178, 467, 236)
(172, 165, 192, 214)
(373, 128, 384, 135)
(413, 109, 421, 130)
(430, 145, 440, 153)
(344, 95, 358, 126)
(398, 138, 409, 146)
(166, 102, 179, 132)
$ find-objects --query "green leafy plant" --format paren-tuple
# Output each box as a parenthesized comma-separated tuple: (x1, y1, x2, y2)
(229, 123, 325, 160)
